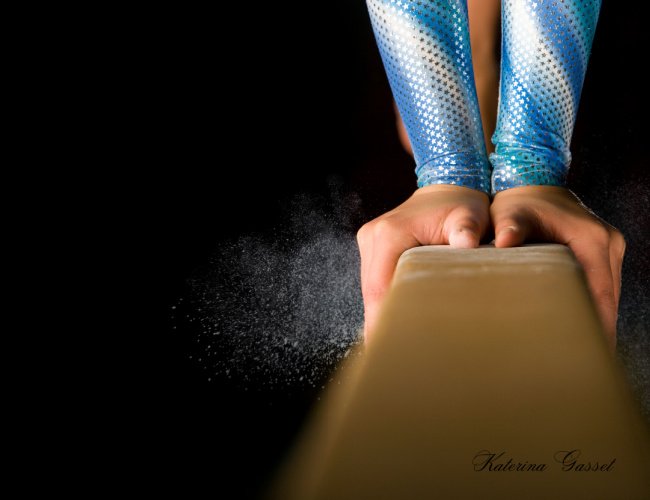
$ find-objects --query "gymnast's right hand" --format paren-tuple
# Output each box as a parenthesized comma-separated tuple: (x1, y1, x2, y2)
(356, 184, 490, 339)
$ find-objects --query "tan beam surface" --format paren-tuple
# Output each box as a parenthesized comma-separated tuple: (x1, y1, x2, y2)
(273, 244, 650, 499)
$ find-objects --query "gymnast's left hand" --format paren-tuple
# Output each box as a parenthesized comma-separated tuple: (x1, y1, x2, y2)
(490, 185, 625, 350)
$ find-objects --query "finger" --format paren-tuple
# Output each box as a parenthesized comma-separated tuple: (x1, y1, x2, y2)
(567, 237, 617, 349)
(359, 220, 418, 338)
(608, 229, 625, 306)
(357, 226, 375, 336)
(357, 228, 373, 302)
(446, 207, 487, 249)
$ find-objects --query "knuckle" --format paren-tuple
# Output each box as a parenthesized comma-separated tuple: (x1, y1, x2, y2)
(589, 278, 616, 300)
(593, 286, 613, 301)
(357, 217, 402, 246)
(591, 290, 616, 315)
(455, 212, 483, 232)
(588, 223, 611, 246)
(356, 222, 372, 245)
(371, 218, 400, 239)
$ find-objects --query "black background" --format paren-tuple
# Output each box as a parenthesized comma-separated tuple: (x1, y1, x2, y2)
(130, 1, 649, 497)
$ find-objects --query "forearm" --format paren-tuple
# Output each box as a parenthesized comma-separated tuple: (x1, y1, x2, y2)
(367, 0, 491, 194)
(490, 0, 601, 193)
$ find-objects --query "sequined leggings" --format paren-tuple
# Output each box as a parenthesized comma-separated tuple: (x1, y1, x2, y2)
(366, 0, 601, 195)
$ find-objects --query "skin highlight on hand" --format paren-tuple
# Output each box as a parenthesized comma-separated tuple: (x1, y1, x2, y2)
(490, 185, 625, 350)
(357, 184, 490, 339)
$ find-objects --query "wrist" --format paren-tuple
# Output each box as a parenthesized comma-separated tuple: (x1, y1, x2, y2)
(414, 184, 491, 203)
(492, 185, 574, 204)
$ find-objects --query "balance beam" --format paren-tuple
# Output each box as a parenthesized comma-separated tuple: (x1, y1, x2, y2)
(274, 245, 650, 500)
(273, 244, 650, 499)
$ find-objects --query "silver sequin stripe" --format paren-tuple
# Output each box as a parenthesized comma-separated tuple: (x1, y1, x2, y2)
(367, 0, 491, 193)
(491, 0, 601, 193)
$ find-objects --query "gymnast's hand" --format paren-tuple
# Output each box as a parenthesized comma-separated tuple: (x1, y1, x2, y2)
(357, 185, 490, 338)
(490, 185, 625, 349)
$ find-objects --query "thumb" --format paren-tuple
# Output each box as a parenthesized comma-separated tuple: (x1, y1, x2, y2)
(493, 215, 533, 248)
(447, 212, 486, 249)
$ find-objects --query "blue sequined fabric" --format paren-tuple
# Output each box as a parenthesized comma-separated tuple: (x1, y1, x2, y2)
(367, 0, 491, 194)
(491, 0, 601, 193)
